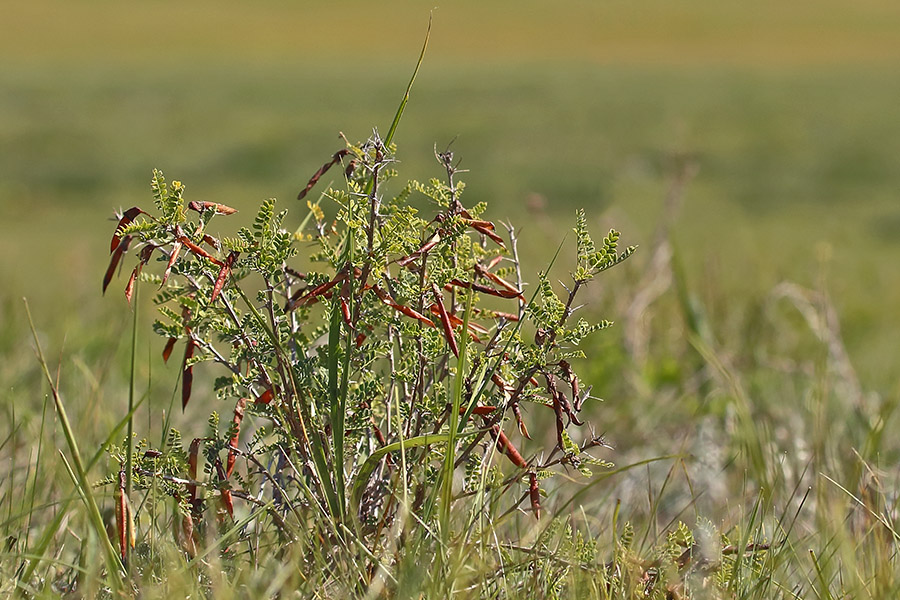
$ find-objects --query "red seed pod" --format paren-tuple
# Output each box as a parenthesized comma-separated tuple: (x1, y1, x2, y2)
(489, 310, 520, 322)
(124, 264, 140, 305)
(431, 283, 459, 358)
(458, 404, 497, 418)
(549, 384, 566, 451)
(182, 339, 195, 410)
(448, 278, 522, 300)
(475, 264, 525, 303)
(162, 337, 177, 363)
(372, 286, 436, 327)
(471, 223, 507, 249)
(111, 207, 145, 253)
(427, 304, 485, 341)
(340, 297, 353, 329)
(559, 360, 581, 409)
(178, 236, 224, 266)
(256, 388, 274, 405)
(287, 271, 347, 310)
(491, 425, 528, 469)
(546, 372, 583, 427)
(371, 418, 387, 447)
(395, 304, 434, 325)
(202, 234, 221, 250)
(355, 332, 367, 348)
(124, 245, 156, 305)
(210, 250, 239, 303)
(102, 235, 132, 294)
(397, 232, 441, 266)
(460, 217, 496, 230)
(160, 241, 182, 288)
(491, 372, 509, 394)
(485, 255, 504, 270)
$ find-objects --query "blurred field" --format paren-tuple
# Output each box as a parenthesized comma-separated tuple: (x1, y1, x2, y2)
(2, 2, 900, 595)
(3, 1, 899, 386)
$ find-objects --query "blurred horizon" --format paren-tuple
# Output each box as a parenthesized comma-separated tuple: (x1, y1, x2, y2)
(2, 0, 898, 391)
(5, 0, 900, 68)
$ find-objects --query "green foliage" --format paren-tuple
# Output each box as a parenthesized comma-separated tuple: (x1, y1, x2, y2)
(574, 208, 637, 283)
(150, 169, 187, 226)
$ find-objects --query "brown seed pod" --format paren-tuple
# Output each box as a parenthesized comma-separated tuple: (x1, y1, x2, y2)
(124, 245, 155, 305)
(490, 425, 528, 469)
(297, 149, 350, 201)
(512, 402, 531, 440)
(372, 286, 436, 327)
(431, 283, 459, 358)
(115, 467, 128, 561)
(103, 235, 132, 294)
(178, 509, 197, 557)
(187, 438, 202, 503)
(160, 241, 181, 288)
(226, 398, 247, 478)
(397, 232, 441, 267)
(529, 471, 542, 520)
(177, 236, 224, 266)
(182, 339, 195, 410)
(187, 201, 238, 215)
(210, 250, 239, 303)
(287, 270, 347, 310)
(110, 207, 146, 253)
(215, 459, 234, 520)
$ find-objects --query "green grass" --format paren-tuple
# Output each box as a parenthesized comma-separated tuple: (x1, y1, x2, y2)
(3, 1, 900, 597)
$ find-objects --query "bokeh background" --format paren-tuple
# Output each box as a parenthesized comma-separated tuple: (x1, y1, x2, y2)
(2, 0, 899, 473)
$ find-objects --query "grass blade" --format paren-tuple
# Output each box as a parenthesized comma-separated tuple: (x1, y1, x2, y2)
(17, 394, 146, 590)
(23, 299, 125, 592)
(351, 433, 453, 517)
(383, 12, 431, 149)
(439, 288, 474, 540)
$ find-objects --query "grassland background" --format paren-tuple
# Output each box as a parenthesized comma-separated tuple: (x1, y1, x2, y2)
(2, 1, 900, 594)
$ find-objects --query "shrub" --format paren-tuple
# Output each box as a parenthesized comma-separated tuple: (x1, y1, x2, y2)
(99, 129, 634, 594)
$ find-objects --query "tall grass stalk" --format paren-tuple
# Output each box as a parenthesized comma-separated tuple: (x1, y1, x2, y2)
(124, 272, 138, 569)
(23, 299, 125, 592)
(440, 288, 474, 543)
(15, 394, 146, 593)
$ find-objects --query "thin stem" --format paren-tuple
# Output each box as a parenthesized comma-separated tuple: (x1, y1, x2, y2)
(124, 273, 139, 568)
(408, 255, 429, 439)
(503, 222, 525, 322)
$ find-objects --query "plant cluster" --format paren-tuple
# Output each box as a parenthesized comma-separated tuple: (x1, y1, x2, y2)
(98, 130, 634, 592)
